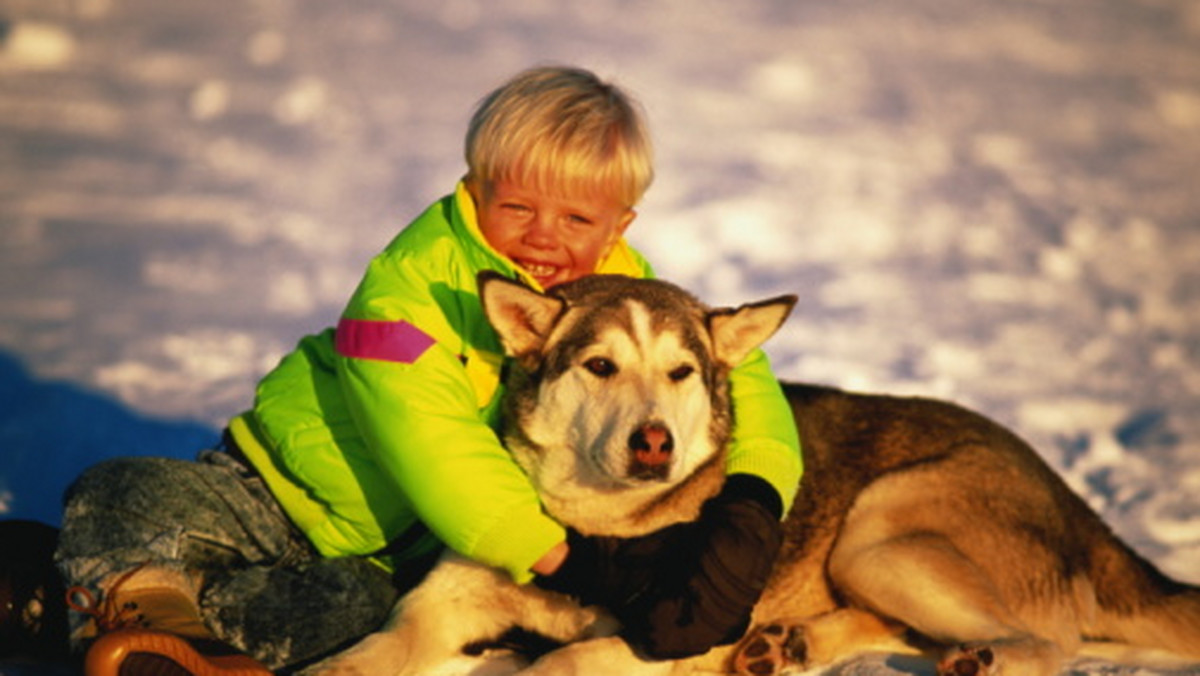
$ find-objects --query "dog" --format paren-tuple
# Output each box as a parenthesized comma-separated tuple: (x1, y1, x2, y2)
(306, 272, 1200, 676)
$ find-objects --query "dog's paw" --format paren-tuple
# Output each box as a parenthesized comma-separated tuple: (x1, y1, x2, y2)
(937, 643, 995, 676)
(731, 621, 807, 676)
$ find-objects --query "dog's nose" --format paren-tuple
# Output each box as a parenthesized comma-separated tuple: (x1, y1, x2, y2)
(630, 422, 673, 468)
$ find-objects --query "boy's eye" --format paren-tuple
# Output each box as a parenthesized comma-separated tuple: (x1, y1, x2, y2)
(583, 357, 617, 378)
(568, 214, 594, 226)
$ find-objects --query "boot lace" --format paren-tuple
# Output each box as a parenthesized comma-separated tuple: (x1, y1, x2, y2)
(65, 562, 150, 632)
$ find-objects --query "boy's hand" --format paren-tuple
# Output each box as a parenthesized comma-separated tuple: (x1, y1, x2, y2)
(532, 523, 686, 609)
(533, 475, 784, 659)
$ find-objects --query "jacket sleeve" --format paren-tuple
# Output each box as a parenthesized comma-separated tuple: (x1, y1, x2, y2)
(724, 348, 803, 515)
(335, 253, 564, 584)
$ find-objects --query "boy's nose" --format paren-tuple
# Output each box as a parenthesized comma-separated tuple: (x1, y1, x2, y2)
(523, 216, 559, 248)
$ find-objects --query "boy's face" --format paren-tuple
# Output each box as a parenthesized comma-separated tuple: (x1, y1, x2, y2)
(472, 178, 637, 289)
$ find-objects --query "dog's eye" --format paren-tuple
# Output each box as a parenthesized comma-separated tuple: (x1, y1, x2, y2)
(668, 365, 694, 382)
(583, 357, 617, 378)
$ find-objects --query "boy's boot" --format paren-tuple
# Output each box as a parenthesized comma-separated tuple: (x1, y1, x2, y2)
(71, 566, 271, 676)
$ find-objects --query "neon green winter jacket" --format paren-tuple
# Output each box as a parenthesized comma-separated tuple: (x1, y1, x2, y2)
(229, 183, 802, 583)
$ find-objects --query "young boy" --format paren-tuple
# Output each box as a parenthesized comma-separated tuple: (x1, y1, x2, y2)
(56, 66, 802, 673)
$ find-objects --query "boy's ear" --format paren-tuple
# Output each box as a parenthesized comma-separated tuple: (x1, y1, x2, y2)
(464, 176, 489, 204)
(706, 295, 797, 367)
(478, 271, 566, 358)
(599, 209, 637, 262)
(617, 208, 637, 236)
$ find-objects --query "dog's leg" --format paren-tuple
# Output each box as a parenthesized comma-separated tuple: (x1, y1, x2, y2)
(303, 554, 617, 676)
(516, 636, 677, 676)
(828, 530, 1063, 676)
(301, 557, 540, 675)
(729, 607, 911, 676)
(300, 583, 512, 675)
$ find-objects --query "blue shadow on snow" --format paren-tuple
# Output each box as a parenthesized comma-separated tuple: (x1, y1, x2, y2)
(0, 350, 219, 527)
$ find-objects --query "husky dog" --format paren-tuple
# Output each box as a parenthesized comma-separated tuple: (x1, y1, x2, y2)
(308, 273, 1200, 676)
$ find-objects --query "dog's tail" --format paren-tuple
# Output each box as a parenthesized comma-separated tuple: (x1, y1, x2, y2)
(1085, 536, 1200, 658)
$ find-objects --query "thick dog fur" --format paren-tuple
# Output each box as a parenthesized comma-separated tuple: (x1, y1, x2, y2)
(306, 273, 1200, 676)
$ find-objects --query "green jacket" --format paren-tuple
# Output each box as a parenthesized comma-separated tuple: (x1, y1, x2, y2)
(230, 183, 802, 582)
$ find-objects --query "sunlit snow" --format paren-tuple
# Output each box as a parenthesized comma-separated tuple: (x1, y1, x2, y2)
(1, 1, 1198, 673)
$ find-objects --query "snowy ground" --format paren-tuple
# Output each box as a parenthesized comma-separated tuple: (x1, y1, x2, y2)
(1, 0, 1199, 674)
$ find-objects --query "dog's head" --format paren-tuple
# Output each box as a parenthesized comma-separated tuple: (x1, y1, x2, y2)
(479, 272, 795, 534)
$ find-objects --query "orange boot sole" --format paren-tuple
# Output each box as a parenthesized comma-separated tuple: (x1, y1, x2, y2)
(85, 628, 273, 676)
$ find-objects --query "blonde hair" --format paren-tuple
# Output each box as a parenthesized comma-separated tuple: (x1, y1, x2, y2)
(465, 66, 654, 208)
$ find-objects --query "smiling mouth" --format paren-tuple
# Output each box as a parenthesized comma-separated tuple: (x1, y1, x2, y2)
(517, 261, 561, 281)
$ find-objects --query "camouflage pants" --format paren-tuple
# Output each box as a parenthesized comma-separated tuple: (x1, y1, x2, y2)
(55, 448, 410, 670)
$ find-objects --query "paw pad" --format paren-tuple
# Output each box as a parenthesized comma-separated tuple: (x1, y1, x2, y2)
(938, 644, 996, 676)
(731, 622, 806, 676)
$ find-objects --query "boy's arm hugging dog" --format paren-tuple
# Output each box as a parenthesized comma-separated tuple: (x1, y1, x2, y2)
(532, 471, 788, 659)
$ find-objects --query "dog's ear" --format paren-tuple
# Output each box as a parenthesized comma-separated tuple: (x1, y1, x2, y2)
(707, 295, 797, 367)
(478, 271, 566, 358)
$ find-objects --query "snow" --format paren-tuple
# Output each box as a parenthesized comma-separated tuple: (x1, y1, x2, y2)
(1, 0, 1198, 673)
